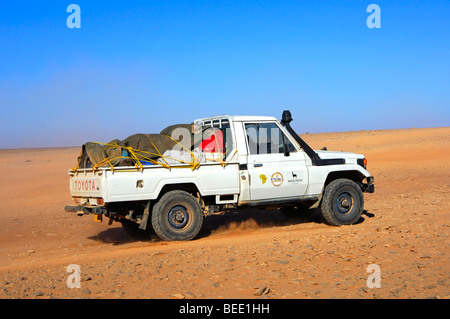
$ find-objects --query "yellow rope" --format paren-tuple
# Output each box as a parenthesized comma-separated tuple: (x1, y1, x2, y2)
(74, 137, 236, 172)
(72, 148, 83, 171)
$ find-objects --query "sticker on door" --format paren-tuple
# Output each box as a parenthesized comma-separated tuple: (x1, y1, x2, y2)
(270, 172, 284, 187)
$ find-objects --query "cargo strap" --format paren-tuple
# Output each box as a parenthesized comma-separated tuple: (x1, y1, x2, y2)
(73, 137, 236, 172)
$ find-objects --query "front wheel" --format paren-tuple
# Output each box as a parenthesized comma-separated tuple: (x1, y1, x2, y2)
(151, 190, 203, 241)
(320, 179, 364, 226)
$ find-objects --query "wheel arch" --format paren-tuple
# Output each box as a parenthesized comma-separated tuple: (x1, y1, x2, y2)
(323, 170, 367, 189)
(157, 182, 201, 200)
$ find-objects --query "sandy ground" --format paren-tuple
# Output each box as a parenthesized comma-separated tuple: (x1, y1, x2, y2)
(0, 127, 448, 300)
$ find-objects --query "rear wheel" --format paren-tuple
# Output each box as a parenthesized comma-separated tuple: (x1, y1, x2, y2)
(151, 190, 203, 241)
(320, 178, 364, 226)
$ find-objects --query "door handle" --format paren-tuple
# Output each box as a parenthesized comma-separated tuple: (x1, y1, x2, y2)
(254, 163, 263, 167)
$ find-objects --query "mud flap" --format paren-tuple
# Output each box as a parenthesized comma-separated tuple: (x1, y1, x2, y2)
(138, 201, 151, 230)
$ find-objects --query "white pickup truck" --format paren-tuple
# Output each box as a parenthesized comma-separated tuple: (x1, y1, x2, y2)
(65, 110, 374, 241)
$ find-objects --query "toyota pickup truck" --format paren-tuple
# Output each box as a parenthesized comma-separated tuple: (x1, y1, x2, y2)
(65, 110, 374, 241)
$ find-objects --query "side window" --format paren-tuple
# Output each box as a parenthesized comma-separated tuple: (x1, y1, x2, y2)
(245, 123, 296, 155)
(197, 119, 234, 159)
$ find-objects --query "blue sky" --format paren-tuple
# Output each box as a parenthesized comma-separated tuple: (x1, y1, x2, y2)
(0, 0, 449, 148)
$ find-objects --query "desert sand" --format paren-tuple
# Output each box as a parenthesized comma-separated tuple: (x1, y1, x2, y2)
(0, 127, 448, 299)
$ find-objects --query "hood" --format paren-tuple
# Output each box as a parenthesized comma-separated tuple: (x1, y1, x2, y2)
(315, 150, 365, 162)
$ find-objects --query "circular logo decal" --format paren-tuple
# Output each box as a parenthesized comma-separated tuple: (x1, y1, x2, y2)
(271, 172, 284, 187)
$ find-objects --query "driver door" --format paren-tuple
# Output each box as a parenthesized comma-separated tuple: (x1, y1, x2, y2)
(244, 122, 309, 203)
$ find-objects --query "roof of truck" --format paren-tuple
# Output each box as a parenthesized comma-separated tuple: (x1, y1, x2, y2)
(195, 115, 278, 123)
(230, 115, 278, 122)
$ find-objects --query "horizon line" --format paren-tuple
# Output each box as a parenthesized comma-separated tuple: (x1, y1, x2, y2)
(0, 126, 448, 151)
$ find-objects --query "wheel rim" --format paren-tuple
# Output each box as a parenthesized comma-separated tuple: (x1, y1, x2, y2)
(336, 192, 354, 215)
(168, 205, 190, 230)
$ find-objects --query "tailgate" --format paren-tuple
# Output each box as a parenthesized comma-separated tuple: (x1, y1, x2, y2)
(69, 169, 104, 198)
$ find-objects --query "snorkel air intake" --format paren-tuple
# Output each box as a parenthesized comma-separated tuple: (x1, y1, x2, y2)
(281, 110, 345, 166)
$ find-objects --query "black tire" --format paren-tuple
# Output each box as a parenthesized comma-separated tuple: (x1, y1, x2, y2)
(121, 219, 155, 241)
(151, 190, 203, 241)
(320, 178, 364, 226)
